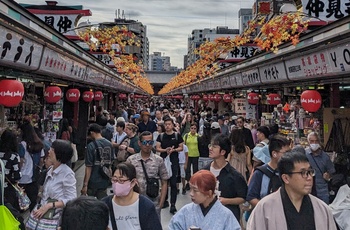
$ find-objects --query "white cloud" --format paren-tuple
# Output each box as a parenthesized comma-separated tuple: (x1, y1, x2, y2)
(18, 0, 255, 68)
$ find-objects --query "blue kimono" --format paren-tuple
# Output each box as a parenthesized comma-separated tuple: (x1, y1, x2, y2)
(169, 199, 241, 230)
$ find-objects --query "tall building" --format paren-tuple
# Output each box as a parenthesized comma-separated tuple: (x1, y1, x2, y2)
(149, 52, 172, 71)
(187, 27, 239, 67)
(238, 9, 253, 34)
(114, 14, 149, 70)
(187, 28, 216, 67)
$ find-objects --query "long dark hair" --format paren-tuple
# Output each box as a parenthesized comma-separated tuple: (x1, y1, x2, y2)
(20, 123, 43, 153)
(230, 128, 246, 154)
(0, 129, 18, 153)
(58, 118, 70, 139)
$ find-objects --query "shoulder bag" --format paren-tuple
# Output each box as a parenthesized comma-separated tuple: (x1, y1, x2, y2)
(140, 160, 159, 198)
(116, 136, 130, 162)
(0, 159, 21, 230)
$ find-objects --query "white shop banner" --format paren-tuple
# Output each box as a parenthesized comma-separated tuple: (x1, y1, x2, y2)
(0, 25, 43, 70)
(302, 0, 350, 22)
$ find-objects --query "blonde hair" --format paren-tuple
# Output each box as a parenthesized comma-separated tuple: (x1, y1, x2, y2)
(126, 123, 138, 133)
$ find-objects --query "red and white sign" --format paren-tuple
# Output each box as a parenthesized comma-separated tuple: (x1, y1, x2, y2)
(267, 93, 281, 105)
(202, 94, 209, 101)
(82, 91, 94, 102)
(247, 92, 259, 105)
(66, 88, 80, 102)
(213, 94, 222, 102)
(45, 86, 62, 104)
(94, 91, 103, 101)
(223, 94, 232, 103)
(0, 80, 24, 107)
(301, 90, 322, 112)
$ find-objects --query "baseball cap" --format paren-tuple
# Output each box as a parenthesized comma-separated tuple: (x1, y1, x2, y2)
(132, 114, 140, 119)
(211, 122, 220, 129)
(218, 115, 225, 120)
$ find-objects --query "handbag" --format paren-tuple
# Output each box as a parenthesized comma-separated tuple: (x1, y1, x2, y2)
(0, 159, 21, 230)
(164, 155, 172, 178)
(71, 143, 78, 163)
(5, 177, 31, 211)
(116, 137, 131, 162)
(26, 199, 60, 230)
(140, 159, 159, 198)
(93, 141, 112, 179)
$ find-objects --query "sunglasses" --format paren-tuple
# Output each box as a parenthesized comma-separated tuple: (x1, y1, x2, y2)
(141, 140, 154, 146)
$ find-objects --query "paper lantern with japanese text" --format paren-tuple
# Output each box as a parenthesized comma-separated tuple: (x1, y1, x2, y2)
(82, 91, 94, 102)
(247, 93, 259, 105)
(300, 90, 322, 112)
(0, 80, 24, 107)
(223, 94, 232, 103)
(208, 94, 214, 102)
(66, 88, 80, 103)
(94, 91, 103, 101)
(119, 93, 127, 100)
(213, 94, 222, 102)
(45, 86, 62, 104)
(267, 93, 281, 105)
(202, 95, 209, 101)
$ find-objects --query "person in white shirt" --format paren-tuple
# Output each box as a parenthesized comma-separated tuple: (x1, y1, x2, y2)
(26, 140, 77, 229)
(178, 144, 188, 195)
(112, 121, 127, 148)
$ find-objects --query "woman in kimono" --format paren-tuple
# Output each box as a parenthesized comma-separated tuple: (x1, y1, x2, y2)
(169, 170, 241, 230)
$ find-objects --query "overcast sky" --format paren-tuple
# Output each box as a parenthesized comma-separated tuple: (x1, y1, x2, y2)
(19, 0, 255, 68)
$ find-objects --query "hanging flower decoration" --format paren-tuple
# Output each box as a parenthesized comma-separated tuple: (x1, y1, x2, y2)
(79, 25, 153, 94)
(159, 12, 309, 94)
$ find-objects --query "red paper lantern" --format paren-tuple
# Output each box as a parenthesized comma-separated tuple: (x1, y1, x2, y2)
(202, 95, 209, 101)
(267, 93, 281, 105)
(213, 94, 222, 102)
(94, 91, 103, 101)
(223, 94, 232, 103)
(300, 90, 322, 112)
(247, 92, 259, 105)
(208, 94, 214, 101)
(82, 91, 94, 102)
(194, 95, 201, 101)
(119, 93, 127, 100)
(173, 95, 183, 99)
(45, 86, 62, 104)
(0, 80, 24, 107)
(66, 88, 80, 103)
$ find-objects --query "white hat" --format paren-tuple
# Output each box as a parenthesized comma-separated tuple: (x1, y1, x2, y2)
(211, 122, 220, 129)
(116, 117, 125, 123)
(200, 112, 207, 117)
(231, 115, 238, 120)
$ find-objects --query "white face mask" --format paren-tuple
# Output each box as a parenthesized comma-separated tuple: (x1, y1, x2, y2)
(310, 143, 320, 151)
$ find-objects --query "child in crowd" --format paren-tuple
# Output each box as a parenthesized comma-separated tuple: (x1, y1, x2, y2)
(178, 144, 188, 195)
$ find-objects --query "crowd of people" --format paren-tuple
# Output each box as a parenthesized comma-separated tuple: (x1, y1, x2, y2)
(0, 98, 346, 229)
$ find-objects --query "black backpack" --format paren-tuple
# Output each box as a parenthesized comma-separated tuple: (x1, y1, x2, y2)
(255, 165, 281, 194)
(101, 128, 113, 141)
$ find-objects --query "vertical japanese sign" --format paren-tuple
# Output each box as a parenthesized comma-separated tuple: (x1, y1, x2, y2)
(234, 99, 247, 117)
